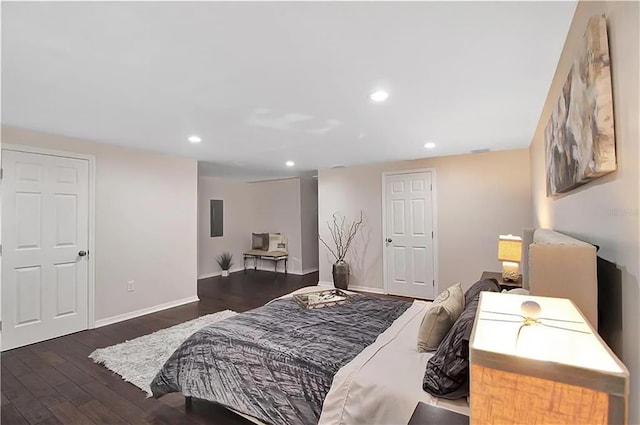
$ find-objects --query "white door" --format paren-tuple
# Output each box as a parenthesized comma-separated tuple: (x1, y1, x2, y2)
(2, 150, 90, 350)
(384, 171, 435, 299)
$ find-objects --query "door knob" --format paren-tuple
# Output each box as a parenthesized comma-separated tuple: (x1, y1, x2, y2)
(386, 238, 393, 243)
(78, 250, 88, 257)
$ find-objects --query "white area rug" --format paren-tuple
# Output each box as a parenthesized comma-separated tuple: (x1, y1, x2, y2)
(89, 310, 237, 396)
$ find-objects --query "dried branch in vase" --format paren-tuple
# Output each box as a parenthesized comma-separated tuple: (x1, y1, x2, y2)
(319, 211, 364, 263)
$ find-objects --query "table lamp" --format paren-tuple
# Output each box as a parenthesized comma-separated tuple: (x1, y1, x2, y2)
(497, 234, 522, 281)
(470, 292, 628, 424)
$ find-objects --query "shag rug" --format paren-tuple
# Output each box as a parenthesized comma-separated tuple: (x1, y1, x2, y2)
(89, 310, 237, 395)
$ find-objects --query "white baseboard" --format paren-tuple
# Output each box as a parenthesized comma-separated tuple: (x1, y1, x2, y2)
(199, 265, 313, 278)
(198, 266, 244, 280)
(302, 267, 319, 275)
(94, 295, 200, 328)
(347, 285, 385, 294)
(317, 281, 385, 294)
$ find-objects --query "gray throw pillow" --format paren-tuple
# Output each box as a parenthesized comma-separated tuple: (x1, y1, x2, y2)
(260, 233, 269, 250)
(252, 233, 269, 250)
(423, 279, 501, 399)
(417, 283, 464, 352)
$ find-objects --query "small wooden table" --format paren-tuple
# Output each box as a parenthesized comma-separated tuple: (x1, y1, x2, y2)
(481, 271, 523, 291)
(408, 402, 469, 425)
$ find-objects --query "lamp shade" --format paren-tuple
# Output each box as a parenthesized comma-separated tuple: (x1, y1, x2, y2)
(497, 235, 522, 262)
(470, 292, 628, 424)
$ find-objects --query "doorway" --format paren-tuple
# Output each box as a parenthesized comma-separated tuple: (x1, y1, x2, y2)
(382, 169, 437, 299)
(2, 146, 95, 350)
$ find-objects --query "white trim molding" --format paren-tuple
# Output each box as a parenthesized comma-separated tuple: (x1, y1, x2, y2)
(198, 266, 318, 280)
(2, 144, 98, 329)
(94, 296, 200, 328)
(198, 266, 245, 280)
(317, 281, 384, 295)
(381, 168, 439, 297)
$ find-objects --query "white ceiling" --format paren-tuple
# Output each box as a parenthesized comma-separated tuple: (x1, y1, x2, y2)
(2, 1, 576, 181)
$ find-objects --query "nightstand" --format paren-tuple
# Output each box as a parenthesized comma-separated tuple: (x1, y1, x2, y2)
(481, 271, 523, 291)
(408, 402, 469, 425)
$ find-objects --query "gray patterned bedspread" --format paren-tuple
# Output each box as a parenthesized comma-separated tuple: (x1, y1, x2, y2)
(150, 294, 409, 425)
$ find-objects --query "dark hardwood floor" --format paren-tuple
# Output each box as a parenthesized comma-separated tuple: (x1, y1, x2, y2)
(1, 270, 320, 425)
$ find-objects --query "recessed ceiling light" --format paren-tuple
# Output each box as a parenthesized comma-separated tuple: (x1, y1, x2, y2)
(424, 142, 436, 149)
(286, 161, 295, 167)
(369, 90, 389, 102)
(188, 135, 202, 143)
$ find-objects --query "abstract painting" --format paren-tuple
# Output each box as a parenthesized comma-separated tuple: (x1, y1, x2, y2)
(545, 15, 616, 196)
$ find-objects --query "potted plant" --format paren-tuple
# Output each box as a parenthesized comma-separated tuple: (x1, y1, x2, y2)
(217, 252, 234, 277)
(319, 211, 363, 290)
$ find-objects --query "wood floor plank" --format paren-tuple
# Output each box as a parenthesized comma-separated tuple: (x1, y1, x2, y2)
(0, 403, 29, 425)
(82, 380, 148, 423)
(2, 356, 33, 378)
(32, 416, 63, 425)
(54, 381, 93, 407)
(77, 400, 127, 425)
(50, 359, 96, 387)
(10, 395, 56, 425)
(16, 373, 66, 408)
(18, 350, 50, 372)
(58, 351, 115, 385)
(48, 400, 97, 425)
(2, 367, 32, 401)
(34, 350, 67, 367)
(33, 365, 69, 387)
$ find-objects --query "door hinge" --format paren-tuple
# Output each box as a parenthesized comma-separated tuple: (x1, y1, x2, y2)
(432, 280, 435, 287)
(1, 168, 3, 180)
(431, 231, 434, 238)
(430, 183, 432, 191)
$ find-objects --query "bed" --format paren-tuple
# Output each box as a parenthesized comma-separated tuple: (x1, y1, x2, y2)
(150, 285, 474, 424)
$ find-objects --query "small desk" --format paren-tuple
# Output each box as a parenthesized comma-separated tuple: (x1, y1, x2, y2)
(481, 271, 523, 291)
(408, 402, 469, 425)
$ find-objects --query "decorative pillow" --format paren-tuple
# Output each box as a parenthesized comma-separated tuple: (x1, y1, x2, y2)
(268, 233, 286, 252)
(508, 288, 530, 295)
(251, 233, 269, 250)
(417, 283, 464, 352)
(423, 278, 500, 399)
(464, 278, 500, 306)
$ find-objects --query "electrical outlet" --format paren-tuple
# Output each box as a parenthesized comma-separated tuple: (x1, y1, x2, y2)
(127, 280, 135, 292)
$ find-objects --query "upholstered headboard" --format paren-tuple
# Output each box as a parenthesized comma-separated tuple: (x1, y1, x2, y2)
(521, 229, 598, 328)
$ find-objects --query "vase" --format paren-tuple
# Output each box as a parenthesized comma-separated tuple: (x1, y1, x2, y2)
(332, 262, 350, 290)
(221, 270, 229, 277)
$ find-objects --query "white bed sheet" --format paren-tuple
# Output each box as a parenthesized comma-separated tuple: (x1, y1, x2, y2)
(318, 299, 470, 425)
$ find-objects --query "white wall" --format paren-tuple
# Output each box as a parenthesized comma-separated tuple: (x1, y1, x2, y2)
(318, 149, 532, 293)
(198, 176, 318, 277)
(198, 176, 253, 278)
(300, 178, 319, 273)
(249, 178, 303, 274)
(529, 2, 639, 421)
(2, 126, 199, 322)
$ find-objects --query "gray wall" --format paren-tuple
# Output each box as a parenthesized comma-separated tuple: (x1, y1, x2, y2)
(317, 148, 532, 292)
(2, 125, 198, 322)
(529, 2, 639, 421)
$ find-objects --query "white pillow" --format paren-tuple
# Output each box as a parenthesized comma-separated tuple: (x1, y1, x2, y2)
(417, 283, 464, 352)
(268, 233, 286, 252)
(508, 288, 530, 295)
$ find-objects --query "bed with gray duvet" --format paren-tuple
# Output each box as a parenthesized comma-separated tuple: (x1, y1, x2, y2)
(150, 293, 409, 425)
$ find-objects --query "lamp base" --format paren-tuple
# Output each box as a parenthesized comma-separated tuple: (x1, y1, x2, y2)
(502, 262, 520, 282)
